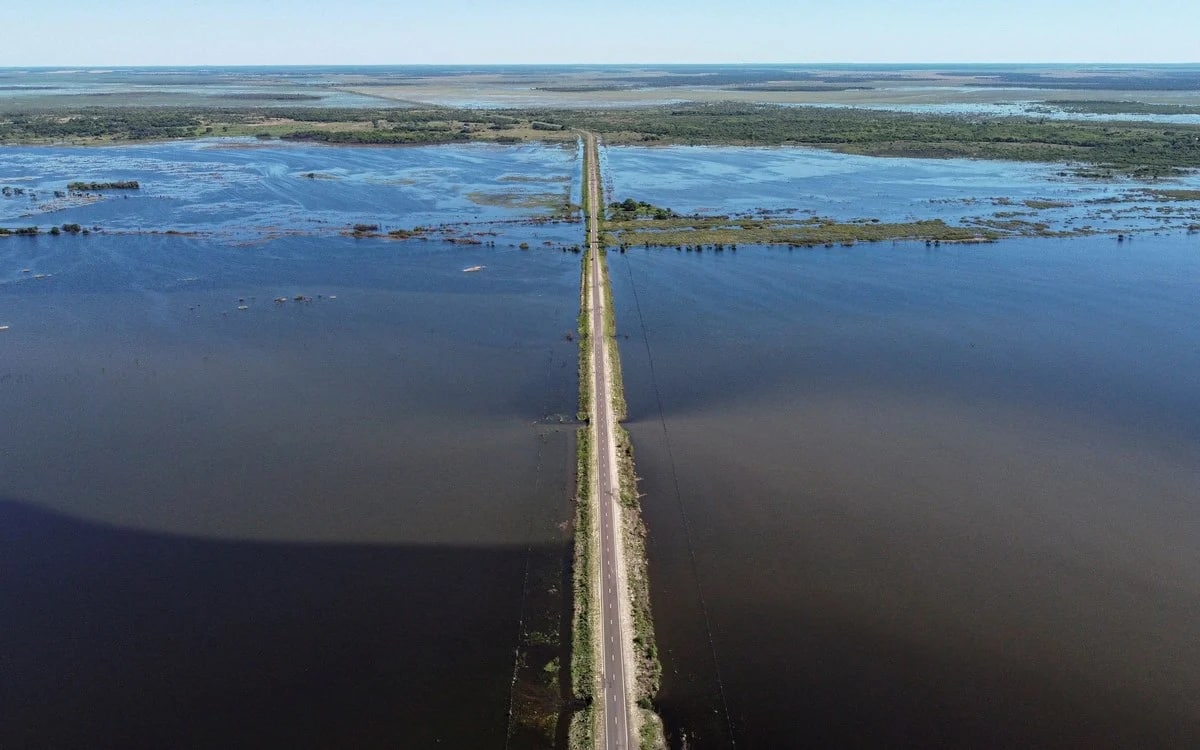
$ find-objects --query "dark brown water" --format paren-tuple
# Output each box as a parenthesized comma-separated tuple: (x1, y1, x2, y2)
(1, 233, 580, 747)
(608, 238, 1200, 748)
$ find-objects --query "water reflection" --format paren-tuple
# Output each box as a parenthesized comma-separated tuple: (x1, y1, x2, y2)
(611, 238, 1200, 747)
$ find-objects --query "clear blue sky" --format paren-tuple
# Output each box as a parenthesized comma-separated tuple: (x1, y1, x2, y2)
(4, 0, 1198, 66)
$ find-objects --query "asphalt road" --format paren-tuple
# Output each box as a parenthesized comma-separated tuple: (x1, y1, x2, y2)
(584, 132, 635, 750)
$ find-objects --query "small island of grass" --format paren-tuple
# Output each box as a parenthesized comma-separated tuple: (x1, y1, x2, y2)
(68, 180, 140, 191)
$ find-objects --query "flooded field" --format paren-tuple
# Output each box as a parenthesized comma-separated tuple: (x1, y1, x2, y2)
(602, 145, 1200, 235)
(5, 127, 1200, 748)
(608, 236, 1200, 747)
(797, 100, 1200, 125)
(0, 140, 580, 242)
(0, 143, 582, 747)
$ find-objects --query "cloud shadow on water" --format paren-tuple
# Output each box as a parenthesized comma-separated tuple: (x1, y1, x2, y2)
(0, 497, 547, 749)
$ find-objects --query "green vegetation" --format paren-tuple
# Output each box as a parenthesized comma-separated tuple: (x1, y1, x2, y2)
(577, 252, 592, 422)
(7, 103, 1200, 176)
(280, 128, 468, 145)
(1140, 189, 1200, 201)
(0, 106, 578, 145)
(608, 198, 678, 222)
(0, 226, 40, 236)
(593, 173, 665, 745)
(606, 206, 998, 247)
(467, 189, 577, 219)
(0, 109, 202, 141)
(571, 428, 597, 700)
(68, 180, 139, 191)
(615, 425, 661, 706)
(535, 103, 1200, 177)
(568, 707, 595, 750)
(570, 245, 597, 747)
(598, 250, 626, 422)
(639, 709, 668, 750)
(1023, 199, 1072, 209)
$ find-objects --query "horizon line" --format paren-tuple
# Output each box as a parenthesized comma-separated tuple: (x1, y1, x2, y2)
(3, 61, 1200, 69)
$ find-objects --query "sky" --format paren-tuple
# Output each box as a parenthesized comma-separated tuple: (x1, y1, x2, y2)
(4, 0, 1198, 66)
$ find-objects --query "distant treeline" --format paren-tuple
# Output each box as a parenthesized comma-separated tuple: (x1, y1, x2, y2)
(280, 129, 468, 144)
(958, 70, 1200, 91)
(0, 109, 201, 140)
(532, 102, 1200, 176)
(5, 103, 1200, 176)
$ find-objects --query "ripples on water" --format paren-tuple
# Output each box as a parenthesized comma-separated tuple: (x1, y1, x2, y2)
(0, 142, 582, 747)
(610, 237, 1200, 747)
(4, 137, 1200, 747)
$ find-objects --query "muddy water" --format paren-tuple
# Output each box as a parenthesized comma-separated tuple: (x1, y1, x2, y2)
(0, 174, 581, 745)
(608, 237, 1200, 747)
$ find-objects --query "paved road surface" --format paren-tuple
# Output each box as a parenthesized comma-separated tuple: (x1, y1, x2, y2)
(584, 132, 635, 750)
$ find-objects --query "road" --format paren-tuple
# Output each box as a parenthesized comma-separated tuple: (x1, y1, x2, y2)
(583, 132, 636, 750)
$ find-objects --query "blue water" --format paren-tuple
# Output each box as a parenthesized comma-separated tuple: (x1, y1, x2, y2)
(609, 235, 1200, 747)
(0, 142, 584, 748)
(603, 145, 1200, 234)
(0, 140, 581, 243)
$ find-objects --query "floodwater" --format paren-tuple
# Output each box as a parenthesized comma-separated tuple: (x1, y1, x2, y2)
(0, 142, 583, 747)
(602, 145, 1200, 235)
(608, 236, 1200, 747)
(0, 140, 580, 242)
(795, 100, 1200, 125)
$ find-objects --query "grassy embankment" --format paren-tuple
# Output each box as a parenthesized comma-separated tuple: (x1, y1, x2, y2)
(4, 104, 1200, 177)
(569, 136, 597, 750)
(591, 155, 666, 749)
(569, 420, 596, 750)
(599, 251, 665, 750)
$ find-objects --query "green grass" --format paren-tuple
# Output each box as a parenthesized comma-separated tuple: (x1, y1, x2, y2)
(1023, 199, 1072, 209)
(609, 214, 998, 248)
(639, 709, 668, 750)
(1140, 189, 1200, 201)
(571, 428, 596, 702)
(596, 252, 628, 423)
(614, 425, 662, 706)
(568, 707, 595, 750)
(466, 189, 576, 218)
(577, 252, 592, 422)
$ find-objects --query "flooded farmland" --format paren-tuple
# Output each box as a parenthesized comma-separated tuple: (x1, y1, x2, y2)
(5, 130, 1200, 749)
(603, 144, 1200, 748)
(0, 142, 582, 748)
(608, 235, 1200, 747)
(601, 145, 1200, 237)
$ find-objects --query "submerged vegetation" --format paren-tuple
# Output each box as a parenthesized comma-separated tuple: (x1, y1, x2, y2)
(1041, 100, 1200, 116)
